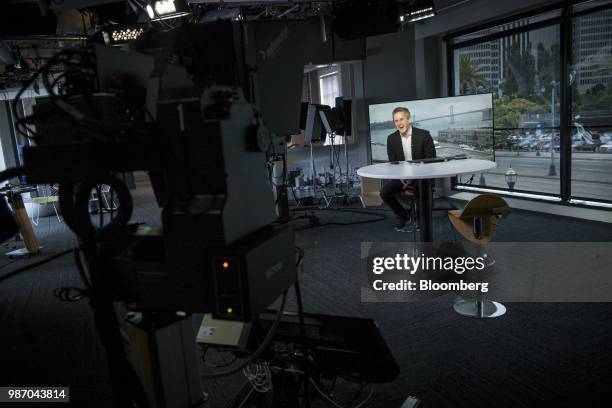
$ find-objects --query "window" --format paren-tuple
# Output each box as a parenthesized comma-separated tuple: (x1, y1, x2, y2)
(449, 0, 612, 206)
(319, 71, 340, 108)
(570, 7, 612, 202)
(452, 23, 561, 196)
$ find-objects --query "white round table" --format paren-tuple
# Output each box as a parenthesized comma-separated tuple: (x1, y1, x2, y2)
(357, 159, 497, 179)
(357, 159, 497, 241)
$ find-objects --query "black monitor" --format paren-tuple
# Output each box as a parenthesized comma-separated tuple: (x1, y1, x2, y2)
(368, 93, 493, 163)
(335, 97, 352, 136)
(299, 102, 309, 130)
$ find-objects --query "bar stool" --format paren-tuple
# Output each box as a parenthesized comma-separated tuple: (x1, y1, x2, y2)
(448, 194, 510, 318)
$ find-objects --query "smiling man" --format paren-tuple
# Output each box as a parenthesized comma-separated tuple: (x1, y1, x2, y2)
(380, 107, 436, 231)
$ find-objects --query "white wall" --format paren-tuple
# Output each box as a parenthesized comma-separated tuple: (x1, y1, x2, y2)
(0, 103, 12, 177)
(346, 27, 418, 165)
(363, 27, 417, 104)
(0, 86, 49, 177)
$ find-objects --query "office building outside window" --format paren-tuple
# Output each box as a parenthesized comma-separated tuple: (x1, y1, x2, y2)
(570, 7, 612, 202)
(453, 21, 561, 196)
(449, 1, 612, 205)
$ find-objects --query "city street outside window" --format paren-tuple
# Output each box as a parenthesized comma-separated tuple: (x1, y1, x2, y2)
(450, 3, 612, 204)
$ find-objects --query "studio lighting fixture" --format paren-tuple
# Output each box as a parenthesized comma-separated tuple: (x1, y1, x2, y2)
(146, 0, 191, 21)
(109, 26, 145, 44)
(401, 0, 436, 23)
(90, 25, 146, 46)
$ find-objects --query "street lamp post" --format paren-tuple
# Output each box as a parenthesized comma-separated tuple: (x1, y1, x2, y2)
(479, 173, 486, 186)
(549, 80, 558, 176)
(505, 165, 518, 190)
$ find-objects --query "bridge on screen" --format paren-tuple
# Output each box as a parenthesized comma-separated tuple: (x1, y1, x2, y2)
(412, 107, 492, 125)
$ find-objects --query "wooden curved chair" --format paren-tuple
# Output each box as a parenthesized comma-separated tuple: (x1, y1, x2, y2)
(448, 194, 510, 318)
(447, 194, 509, 244)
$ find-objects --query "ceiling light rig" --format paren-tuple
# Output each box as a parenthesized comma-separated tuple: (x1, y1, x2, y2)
(194, 0, 329, 22)
(146, 0, 192, 21)
(109, 27, 146, 43)
(89, 25, 146, 46)
(400, 0, 436, 24)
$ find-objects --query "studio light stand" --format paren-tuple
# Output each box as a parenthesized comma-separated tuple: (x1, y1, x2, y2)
(340, 132, 362, 206)
(293, 103, 333, 208)
(324, 131, 361, 208)
(304, 140, 330, 207)
(271, 151, 290, 222)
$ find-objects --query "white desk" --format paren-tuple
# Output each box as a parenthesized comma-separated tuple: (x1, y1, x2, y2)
(357, 159, 497, 241)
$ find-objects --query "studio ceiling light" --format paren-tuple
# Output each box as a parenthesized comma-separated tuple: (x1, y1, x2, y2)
(89, 25, 146, 46)
(401, 0, 436, 23)
(109, 27, 145, 43)
(146, 0, 191, 21)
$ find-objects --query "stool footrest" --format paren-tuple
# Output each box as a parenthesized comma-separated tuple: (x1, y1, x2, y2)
(453, 297, 506, 318)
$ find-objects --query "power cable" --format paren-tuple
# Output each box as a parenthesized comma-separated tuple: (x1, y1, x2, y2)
(290, 208, 387, 230)
(201, 290, 288, 378)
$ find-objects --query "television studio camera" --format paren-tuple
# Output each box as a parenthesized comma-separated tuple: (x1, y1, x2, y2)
(0, 20, 399, 408)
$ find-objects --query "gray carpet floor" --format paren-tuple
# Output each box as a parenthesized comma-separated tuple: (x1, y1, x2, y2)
(1, 173, 612, 407)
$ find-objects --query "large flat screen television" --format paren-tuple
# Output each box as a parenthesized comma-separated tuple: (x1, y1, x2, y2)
(368, 94, 494, 163)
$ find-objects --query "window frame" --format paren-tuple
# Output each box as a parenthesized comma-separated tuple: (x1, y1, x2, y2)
(446, 0, 612, 209)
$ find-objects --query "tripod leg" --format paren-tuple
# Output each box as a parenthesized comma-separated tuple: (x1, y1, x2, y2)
(344, 133, 349, 197)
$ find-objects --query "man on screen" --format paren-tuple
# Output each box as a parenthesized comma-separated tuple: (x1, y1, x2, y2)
(380, 107, 436, 231)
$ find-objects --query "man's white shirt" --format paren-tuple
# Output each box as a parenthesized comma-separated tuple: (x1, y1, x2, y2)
(400, 127, 412, 161)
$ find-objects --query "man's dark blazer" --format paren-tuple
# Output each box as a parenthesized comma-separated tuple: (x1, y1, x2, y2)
(386, 127, 436, 162)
